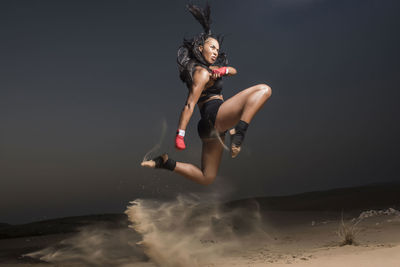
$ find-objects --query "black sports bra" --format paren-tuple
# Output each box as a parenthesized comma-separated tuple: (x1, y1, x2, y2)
(197, 77, 223, 103)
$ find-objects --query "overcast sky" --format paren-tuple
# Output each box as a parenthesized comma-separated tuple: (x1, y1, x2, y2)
(1, 0, 399, 224)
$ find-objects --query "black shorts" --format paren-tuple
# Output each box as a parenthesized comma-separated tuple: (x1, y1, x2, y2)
(197, 99, 226, 139)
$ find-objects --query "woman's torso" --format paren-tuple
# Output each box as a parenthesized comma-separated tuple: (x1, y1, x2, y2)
(198, 76, 223, 99)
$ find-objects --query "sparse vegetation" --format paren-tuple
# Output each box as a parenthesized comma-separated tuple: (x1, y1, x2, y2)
(336, 212, 363, 246)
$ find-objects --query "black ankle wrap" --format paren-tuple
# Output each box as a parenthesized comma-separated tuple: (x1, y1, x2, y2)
(153, 155, 176, 171)
(231, 120, 249, 146)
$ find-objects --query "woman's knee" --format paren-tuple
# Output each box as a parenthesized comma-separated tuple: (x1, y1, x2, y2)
(201, 174, 216, 186)
(257, 83, 272, 98)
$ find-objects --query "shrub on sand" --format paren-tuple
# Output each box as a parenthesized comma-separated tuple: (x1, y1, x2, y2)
(336, 212, 363, 246)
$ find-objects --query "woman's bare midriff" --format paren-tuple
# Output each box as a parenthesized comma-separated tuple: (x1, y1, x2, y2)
(198, 94, 224, 109)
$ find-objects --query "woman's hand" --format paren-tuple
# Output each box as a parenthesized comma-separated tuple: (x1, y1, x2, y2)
(211, 71, 221, 80)
(210, 66, 237, 77)
(211, 67, 229, 79)
(175, 129, 186, 150)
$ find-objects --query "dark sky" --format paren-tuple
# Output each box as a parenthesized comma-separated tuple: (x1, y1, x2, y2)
(1, 0, 399, 224)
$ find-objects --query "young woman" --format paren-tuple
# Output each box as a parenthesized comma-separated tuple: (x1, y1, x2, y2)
(141, 3, 271, 186)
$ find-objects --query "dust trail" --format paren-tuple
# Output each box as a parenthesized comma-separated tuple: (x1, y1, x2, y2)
(125, 194, 270, 267)
(207, 118, 229, 151)
(142, 119, 167, 162)
(24, 194, 270, 267)
(212, 127, 230, 151)
(24, 224, 150, 266)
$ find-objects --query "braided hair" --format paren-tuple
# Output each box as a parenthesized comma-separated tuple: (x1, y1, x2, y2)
(177, 2, 228, 88)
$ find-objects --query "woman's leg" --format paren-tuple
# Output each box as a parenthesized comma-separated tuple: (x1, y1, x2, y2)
(174, 137, 224, 185)
(215, 83, 271, 157)
(141, 137, 224, 185)
(215, 83, 272, 131)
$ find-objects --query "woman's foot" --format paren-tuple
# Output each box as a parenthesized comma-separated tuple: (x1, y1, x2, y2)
(141, 154, 176, 171)
(229, 120, 249, 158)
(141, 153, 168, 168)
(229, 128, 241, 158)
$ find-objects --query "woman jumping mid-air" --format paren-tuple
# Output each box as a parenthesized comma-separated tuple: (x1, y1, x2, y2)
(141, 3, 272, 185)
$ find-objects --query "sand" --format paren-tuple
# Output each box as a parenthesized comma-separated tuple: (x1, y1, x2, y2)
(2, 212, 399, 266)
(1, 185, 400, 266)
(205, 214, 400, 267)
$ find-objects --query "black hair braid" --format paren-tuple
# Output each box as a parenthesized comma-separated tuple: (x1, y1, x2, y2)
(186, 2, 212, 34)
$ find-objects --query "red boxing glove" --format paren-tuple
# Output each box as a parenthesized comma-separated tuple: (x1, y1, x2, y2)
(175, 130, 186, 150)
(212, 67, 228, 76)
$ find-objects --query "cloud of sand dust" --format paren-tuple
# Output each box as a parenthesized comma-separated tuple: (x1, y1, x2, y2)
(25, 194, 269, 267)
(25, 224, 148, 266)
(125, 194, 271, 267)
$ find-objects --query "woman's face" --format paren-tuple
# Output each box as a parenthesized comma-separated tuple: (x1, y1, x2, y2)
(199, 37, 219, 64)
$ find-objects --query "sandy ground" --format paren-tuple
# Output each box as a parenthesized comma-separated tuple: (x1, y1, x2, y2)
(2, 185, 400, 267)
(211, 245, 400, 267)
(206, 214, 400, 267)
(1, 210, 399, 267)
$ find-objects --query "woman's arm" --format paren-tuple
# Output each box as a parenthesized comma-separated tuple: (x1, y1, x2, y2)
(175, 67, 210, 149)
(226, 66, 237, 76)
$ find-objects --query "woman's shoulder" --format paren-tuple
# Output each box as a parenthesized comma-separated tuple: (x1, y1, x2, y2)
(191, 65, 211, 86)
(193, 65, 211, 76)
(193, 62, 211, 71)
